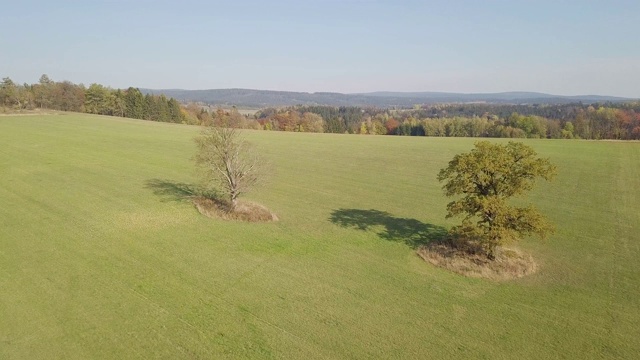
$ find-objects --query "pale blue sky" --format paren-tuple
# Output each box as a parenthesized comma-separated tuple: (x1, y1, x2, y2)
(1, 0, 639, 97)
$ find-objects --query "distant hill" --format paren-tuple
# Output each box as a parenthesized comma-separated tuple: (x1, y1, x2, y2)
(140, 88, 633, 108)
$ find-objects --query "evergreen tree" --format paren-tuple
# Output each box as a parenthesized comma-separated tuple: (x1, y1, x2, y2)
(124, 87, 145, 119)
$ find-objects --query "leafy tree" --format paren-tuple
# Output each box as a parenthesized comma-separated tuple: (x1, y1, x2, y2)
(301, 112, 324, 132)
(18, 83, 34, 109)
(33, 74, 54, 109)
(371, 120, 387, 135)
(51, 81, 85, 112)
(194, 126, 266, 210)
(437, 141, 556, 258)
(84, 83, 111, 114)
(197, 108, 213, 126)
(561, 122, 575, 139)
(111, 89, 126, 117)
(0, 77, 17, 107)
(384, 118, 399, 134)
(359, 122, 368, 134)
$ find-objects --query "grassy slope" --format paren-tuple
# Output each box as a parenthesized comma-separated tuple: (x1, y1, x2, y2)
(0, 114, 638, 359)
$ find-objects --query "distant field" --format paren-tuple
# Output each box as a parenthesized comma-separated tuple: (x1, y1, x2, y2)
(1, 114, 639, 359)
(216, 107, 259, 116)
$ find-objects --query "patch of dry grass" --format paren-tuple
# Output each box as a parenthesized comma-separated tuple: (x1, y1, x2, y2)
(0, 108, 61, 116)
(193, 196, 278, 222)
(417, 243, 537, 281)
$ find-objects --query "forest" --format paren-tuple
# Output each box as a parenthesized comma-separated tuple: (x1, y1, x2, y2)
(248, 103, 640, 140)
(2, 75, 639, 140)
(0, 75, 184, 123)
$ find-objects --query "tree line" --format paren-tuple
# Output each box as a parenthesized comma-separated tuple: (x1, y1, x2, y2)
(0, 75, 185, 123)
(247, 104, 640, 140)
(3, 74, 639, 140)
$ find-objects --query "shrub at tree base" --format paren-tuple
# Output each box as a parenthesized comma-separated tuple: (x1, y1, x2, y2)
(417, 243, 537, 281)
(193, 197, 278, 222)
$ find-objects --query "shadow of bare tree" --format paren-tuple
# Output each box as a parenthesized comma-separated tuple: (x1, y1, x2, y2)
(329, 209, 447, 249)
(144, 179, 206, 203)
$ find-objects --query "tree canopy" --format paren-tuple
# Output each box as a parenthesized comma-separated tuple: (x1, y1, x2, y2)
(437, 141, 557, 258)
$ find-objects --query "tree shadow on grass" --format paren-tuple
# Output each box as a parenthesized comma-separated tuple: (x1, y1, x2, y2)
(145, 179, 275, 221)
(329, 209, 447, 249)
(144, 179, 204, 203)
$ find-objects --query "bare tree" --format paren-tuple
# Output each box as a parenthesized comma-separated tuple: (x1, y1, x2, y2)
(194, 126, 265, 210)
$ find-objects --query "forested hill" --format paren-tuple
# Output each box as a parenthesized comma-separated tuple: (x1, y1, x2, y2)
(140, 88, 632, 108)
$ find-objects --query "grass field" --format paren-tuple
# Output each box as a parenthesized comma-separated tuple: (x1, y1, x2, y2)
(1, 113, 639, 359)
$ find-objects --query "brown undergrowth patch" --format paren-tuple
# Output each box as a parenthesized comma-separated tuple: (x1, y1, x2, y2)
(417, 243, 537, 281)
(192, 196, 278, 222)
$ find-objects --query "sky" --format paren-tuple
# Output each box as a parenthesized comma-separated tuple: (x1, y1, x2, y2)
(1, 0, 639, 97)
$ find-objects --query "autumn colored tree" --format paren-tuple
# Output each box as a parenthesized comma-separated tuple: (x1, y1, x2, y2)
(194, 126, 266, 210)
(301, 112, 325, 132)
(198, 108, 213, 126)
(226, 108, 247, 128)
(51, 81, 85, 112)
(437, 141, 557, 258)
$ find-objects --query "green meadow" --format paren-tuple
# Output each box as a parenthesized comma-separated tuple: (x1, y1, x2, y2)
(1, 114, 639, 359)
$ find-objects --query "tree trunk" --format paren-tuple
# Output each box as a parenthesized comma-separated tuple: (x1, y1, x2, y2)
(230, 196, 238, 212)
